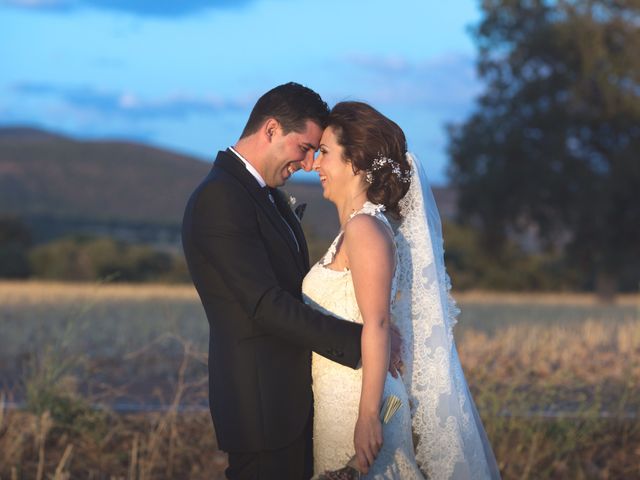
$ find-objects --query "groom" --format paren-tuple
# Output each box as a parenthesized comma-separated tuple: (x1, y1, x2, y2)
(182, 83, 364, 480)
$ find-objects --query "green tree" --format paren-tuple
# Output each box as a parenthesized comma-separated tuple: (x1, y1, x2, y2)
(447, 0, 640, 296)
(443, 221, 581, 291)
(0, 216, 32, 278)
(29, 235, 185, 282)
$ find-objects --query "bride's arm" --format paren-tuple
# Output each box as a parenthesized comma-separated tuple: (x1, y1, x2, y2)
(344, 214, 395, 474)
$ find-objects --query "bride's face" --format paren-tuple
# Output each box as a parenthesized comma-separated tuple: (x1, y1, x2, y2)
(313, 127, 360, 203)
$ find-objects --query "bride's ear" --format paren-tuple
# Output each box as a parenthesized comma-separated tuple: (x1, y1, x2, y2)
(351, 164, 367, 182)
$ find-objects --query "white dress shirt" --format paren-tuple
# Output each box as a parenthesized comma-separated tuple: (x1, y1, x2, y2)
(229, 146, 266, 188)
(228, 146, 300, 252)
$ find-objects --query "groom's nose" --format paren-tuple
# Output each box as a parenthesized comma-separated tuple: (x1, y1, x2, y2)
(299, 150, 315, 172)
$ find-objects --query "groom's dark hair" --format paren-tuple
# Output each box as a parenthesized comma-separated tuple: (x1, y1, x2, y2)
(240, 82, 329, 138)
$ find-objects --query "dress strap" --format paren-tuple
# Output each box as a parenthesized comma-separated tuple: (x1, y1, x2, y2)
(321, 202, 392, 267)
(348, 201, 386, 220)
(319, 231, 344, 267)
(347, 201, 398, 301)
(348, 201, 394, 236)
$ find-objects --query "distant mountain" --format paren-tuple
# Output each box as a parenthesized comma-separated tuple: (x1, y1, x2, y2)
(0, 126, 455, 246)
(0, 126, 211, 225)
(0, 126, 69, 142)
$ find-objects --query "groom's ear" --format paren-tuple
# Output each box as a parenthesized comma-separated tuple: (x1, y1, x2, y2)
(263, 118, 280, 142)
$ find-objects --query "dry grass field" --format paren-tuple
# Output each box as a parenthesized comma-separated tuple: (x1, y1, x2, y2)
(0, 281, 638, 479)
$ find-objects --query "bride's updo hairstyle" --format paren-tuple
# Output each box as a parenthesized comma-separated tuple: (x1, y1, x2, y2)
(327, 101, 411, 218)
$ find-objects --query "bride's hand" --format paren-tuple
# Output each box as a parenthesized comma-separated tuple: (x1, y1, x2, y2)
(354, 412, 383, 474)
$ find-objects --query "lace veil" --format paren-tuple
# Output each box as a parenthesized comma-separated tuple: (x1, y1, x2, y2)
(392, 154, 501, 479)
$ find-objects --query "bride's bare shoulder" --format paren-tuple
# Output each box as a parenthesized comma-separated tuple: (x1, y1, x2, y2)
(343, 214, 394, 255)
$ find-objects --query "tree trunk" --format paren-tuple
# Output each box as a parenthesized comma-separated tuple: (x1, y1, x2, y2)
(595, 271, 617, 303)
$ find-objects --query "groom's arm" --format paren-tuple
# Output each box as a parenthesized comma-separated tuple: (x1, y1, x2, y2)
(191, 179, 362, 368)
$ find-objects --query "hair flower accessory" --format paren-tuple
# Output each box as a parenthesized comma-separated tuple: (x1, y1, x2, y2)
(365, 153, 411, 184)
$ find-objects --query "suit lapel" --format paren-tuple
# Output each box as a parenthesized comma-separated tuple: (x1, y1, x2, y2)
(213, 150, 306, 274)
(272, 189, 310, 271)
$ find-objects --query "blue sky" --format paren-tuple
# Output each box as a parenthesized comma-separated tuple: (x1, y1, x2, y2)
(0, 0, 483, 184)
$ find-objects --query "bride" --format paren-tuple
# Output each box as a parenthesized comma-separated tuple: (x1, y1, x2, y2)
(302, 102, 501, 479)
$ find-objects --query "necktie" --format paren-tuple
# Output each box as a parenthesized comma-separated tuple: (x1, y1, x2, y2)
(264, 187, 300, 252)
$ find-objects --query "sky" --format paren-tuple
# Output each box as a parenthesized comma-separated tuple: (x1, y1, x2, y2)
(0, 0, 484, 185)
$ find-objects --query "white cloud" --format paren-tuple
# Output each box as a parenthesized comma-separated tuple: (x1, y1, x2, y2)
(3, 0, 66, 6)
(0, 0, 256, 16)
(11, 82, 251, 119)
(118, 93, 138, 109)
(342, 51, 481, 114)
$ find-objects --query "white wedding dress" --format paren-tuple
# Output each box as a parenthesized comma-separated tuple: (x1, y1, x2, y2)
(302, 155, 501, 480)
(303, 202, 425, 479)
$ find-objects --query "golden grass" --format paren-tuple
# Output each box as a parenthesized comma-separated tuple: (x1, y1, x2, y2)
(1, 282, 639, 478)
(0, 280, 199, 305)
(458, 319, 640, 479)
(2, 315, 636, 479)
(0, 332, 224, 480)
(2, 280, 638, 306)
(0, 410, 226, 480)
(454, 289, 640, 306)
(459, 319, 640, 386)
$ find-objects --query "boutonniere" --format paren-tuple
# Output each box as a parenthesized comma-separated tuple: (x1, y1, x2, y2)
(279, 189, 306, 221)
(276, 189, 296, 209)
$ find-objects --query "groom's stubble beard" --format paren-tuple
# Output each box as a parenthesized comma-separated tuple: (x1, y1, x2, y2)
(263, 142, 295, 187)
(266, 155, 302, 187)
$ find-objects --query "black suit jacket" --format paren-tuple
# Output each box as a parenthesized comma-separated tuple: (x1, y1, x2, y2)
(182, 150, 363, 452)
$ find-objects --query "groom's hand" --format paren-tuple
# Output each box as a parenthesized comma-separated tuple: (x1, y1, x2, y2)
(388, 324, 403, 378)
